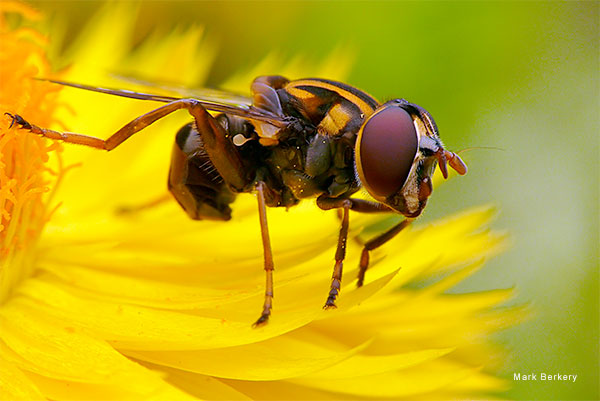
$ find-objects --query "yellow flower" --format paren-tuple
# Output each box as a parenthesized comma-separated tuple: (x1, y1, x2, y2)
(1, 3, 524, 400)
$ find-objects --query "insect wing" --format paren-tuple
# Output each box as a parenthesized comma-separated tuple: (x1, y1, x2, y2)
(110, 74, 254, 109)
(42, 79, 287, 128)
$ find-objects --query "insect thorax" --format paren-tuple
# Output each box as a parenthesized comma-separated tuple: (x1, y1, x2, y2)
(260, 131, 359, 207)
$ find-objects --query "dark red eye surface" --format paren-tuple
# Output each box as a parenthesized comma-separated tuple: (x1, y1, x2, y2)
(357, 107, 418, 197)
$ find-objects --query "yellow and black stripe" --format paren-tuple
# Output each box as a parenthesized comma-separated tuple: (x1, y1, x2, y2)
(283, 78, 380, 136)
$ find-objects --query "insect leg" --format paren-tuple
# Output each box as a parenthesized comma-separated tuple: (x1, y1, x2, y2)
(317, 197, 392, 213)
(317, 195, 411, 288)
(324, 204, 350, 309)
(5, 112, 105, 149)
(253, 181, 275, 327)
(6, 99, 249, 191)
(357, 218, 413, 287)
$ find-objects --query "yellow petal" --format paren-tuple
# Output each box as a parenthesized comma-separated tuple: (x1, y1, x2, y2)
(0, 356, 45, 401)
(147, 364, 254, 400)
(123, 336, 369, 381)
(301, 347, 455, 380)
(290, 363, 483, 398)
(14, 269, 397, 351)
(0, 302, 163, 392)
(218, 378, 348, 401)
(21, 370, 195, 401)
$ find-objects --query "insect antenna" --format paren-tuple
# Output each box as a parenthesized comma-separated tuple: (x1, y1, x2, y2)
(456, 146, 505, 154)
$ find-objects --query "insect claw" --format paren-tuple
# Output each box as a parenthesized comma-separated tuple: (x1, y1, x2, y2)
(323, 291, 339, 309)
(4, 113, 31, 130)
(323, 302, 338, 310)
(252, 314, 270, 327)
(4, 112, 16, 128)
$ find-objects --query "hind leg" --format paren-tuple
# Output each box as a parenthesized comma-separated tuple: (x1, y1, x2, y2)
(252, 181, 275, 327)
(170, 123, 276, 327)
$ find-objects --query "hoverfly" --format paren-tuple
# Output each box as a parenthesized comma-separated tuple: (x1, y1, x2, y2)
(5, 75, 467, 326)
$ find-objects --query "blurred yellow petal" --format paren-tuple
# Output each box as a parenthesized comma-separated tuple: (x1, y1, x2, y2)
(290, 365, 483, 398)
(218, 379, 356, 401)
(300, 347, 455, 380)
(59, 4, 138, 77)
(221, 45, 356, 94)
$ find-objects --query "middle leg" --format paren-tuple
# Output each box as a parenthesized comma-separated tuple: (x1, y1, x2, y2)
(317, 195, 413, 291)
(317, 196, 390, 308)
(324, 204, 350, 309)
(253, 181, 275, 327)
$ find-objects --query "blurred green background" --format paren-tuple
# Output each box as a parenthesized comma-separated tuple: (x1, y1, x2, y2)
(27, 1, 599, 400)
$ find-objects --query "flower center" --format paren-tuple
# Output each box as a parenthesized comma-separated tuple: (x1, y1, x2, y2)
(0, 130, 55, 302)
(0, 4, 61, 303)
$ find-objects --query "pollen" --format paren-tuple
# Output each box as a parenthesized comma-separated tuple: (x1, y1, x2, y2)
(0, 2, 62, 303)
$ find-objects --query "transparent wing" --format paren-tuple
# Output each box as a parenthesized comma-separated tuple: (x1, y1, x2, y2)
(40, 79, 287, 128)
(110, 74, 254, 109)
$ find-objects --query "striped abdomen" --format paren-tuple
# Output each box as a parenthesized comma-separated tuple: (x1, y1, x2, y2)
(168, 122, 236, 220)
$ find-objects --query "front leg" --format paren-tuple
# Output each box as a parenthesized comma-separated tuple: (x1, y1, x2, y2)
(317, 196, 388, 308)
(5, 99, 251, 191)
(317, 195, 412, 297)
(324, 201, 351, 309)
(357, 218, 412, 287)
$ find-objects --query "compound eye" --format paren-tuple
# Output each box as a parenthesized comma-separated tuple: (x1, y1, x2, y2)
(357, 107, 418, 198)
